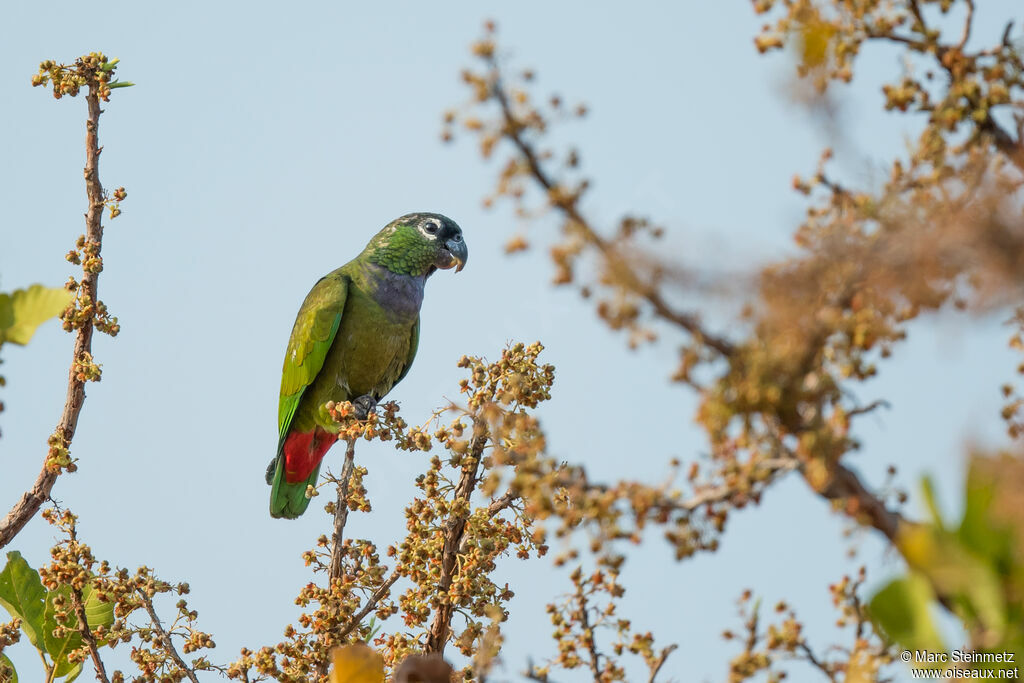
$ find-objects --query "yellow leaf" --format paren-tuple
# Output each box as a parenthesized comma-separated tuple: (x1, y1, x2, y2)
(329, 644, 384, 683)
(0, 284, 73, 346)
(799, 17, 836, 68)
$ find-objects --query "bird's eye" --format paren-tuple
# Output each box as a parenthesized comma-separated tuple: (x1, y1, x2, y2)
(425, 222, 439, 235)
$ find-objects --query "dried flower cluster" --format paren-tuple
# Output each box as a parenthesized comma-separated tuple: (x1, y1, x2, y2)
(441, 4, 1024, 679)
(2, 52, 128, 548)
(725, 569, 894, 682)
(6, 5, 1024, 680)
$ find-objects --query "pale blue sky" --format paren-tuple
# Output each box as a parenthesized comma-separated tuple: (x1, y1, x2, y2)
(1, 2, 1020, 681)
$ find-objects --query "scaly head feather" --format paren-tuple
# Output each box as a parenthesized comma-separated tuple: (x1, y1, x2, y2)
(363, 212, 467, 277)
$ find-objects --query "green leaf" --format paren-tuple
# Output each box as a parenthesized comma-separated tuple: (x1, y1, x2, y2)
(920, 475, 945, 531)
(0, 285, 72, 347)
(107, 81, 134, 89)
(869, 573, 945, 656)
(99, 58, 119, 72)
(41, 584, 112, 678)
(43, 586, 81, 679)
(899, 523, 1007, 639)
(958, 457, 1013, 567)
(81, 585, 113, 635)
(63, 662, 82, 682)
(0, 551, 47, 651)
(0, 653, 17, 683)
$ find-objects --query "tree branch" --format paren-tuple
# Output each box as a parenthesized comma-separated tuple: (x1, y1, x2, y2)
(679, 458, 799, 512)
(981, 114, 1024, 174)
(0, 76, 107, 550)
(424, 422, 488, 654)
(71, 587, 110, 683)
(646, 644, 678, 683)
(487, 489, 519, 517)
(140, 591, 200, 683)
(575, 582, 602, 680)
(491, 78, 736, 358)
(958, 0, 975, 50)
(328, 439, 358, 583)
(336, 569, 401, 641)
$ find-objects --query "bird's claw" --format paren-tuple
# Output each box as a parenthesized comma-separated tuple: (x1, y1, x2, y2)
(353, 394, 378, 421)
(265, 457, 278, 485)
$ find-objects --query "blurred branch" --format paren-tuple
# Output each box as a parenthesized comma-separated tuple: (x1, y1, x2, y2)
(487, 489, 519, 517)
(958, 0, 975, 50)
(646, 644, 677, 683)
(572, 578, 603, 679)
(679, 458, 798, 512)
(489, 78, 736, 358)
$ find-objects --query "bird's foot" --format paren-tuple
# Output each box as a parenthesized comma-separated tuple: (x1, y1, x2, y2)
(265, 457, 278, 485)
(353, 394, 378, 421)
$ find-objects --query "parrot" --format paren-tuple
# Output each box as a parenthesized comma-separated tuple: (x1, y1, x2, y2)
(266, 212, 467, 519)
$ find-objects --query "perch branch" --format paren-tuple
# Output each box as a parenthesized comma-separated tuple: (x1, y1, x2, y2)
(0, 78, 107, 549)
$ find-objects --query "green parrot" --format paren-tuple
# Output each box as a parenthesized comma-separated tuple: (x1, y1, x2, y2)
(267, 212, 467, 519)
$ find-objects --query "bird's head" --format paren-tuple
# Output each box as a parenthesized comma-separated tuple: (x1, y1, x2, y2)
(365, 212, 468, 277)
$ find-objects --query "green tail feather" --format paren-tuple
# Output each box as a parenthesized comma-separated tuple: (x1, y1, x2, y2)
(269, 456, 321, 519)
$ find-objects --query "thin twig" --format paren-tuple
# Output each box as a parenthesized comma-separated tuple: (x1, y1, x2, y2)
(490, 75, 735, 358)
(958, 0, 975, 50)
(336, 569, 401, 641)
(71, 587, 110, 683)
(812, 461, 903, 543)
(140, 592, 200, 683)
(798, 641, 837, 683)
(679, 458, 799, 512)
(487, 489, 519, 517)
(646, 644, 678, 683)
(576, 583, 602, 680)
(907, 0, 927, 33)
(847, 399, 890, 418)
(0, 72, 108, 549)
(328, 439, 358, 582)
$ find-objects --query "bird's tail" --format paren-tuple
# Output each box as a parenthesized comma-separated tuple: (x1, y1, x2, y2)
(268, 428, 336, 519)
(268, 453, 321, 519)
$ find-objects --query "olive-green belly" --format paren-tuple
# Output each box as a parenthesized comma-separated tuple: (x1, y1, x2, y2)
(293, 287, 416, 433)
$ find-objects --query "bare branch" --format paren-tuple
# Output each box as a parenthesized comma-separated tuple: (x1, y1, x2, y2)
(336, 569, 401, 642)
(958, 0, 975, 50)
(847, 399, 890, 418)
(798, 641, 838, 683)
(646, 644, 678, 683)
(907, 0, 927, 33)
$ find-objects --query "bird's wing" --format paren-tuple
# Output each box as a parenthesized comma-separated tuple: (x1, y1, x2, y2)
(277, 272, 348, 445)
(393, 315, 420, 388)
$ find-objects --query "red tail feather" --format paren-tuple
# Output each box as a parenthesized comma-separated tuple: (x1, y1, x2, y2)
(282, 428, 337, 483)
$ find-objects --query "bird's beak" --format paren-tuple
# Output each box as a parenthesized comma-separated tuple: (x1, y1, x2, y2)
(444, 238, 468, 273)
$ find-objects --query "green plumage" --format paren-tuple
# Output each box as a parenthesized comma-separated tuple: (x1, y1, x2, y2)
(268, 213, 466, 518)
